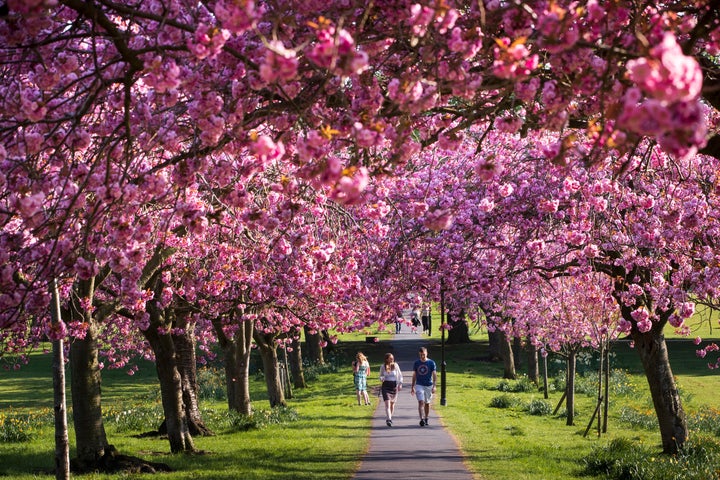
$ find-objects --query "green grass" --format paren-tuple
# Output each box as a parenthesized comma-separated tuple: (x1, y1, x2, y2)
(1, 323, 720, 480)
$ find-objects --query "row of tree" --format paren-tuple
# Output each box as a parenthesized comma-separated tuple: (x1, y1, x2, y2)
(2, 1, 720, 473)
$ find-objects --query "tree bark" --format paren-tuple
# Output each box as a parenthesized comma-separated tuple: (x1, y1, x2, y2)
(142, 305, 195, 453)
(170, 311, 213, 436)
(526, 339, 539, 384)
(303, 325, 324, 365)
(68, 279, 112, 471)
(289, 332, 307, 389)
(513, 336, 523, 369)
(447, 310, 470, 344)
(254, 329, 287, 408)
(499, 330, 516, 379)
(217, 316, 254, 416)
(51, 278, 70, 480)
(566, 350, 576, 426)
(631, 328, 687, 454)
(487, 330, 502, 361)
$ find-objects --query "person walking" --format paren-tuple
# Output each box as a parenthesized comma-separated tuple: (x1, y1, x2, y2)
(353, 352, 371, 406)
(410, 346, 437, 427)
(421, 304, 431, 335)
(379, 353, 403, 427)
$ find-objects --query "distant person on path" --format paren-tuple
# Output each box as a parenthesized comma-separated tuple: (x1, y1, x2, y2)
(411, 308, 420, 334)
(421, 305, 431, 335)
(352, 352, 371, 406)
(379, 353, 403, 427)
(395, 312, 402, 333)
(411, 346, 437, 427)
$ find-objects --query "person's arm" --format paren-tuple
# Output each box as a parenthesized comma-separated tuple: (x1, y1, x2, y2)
(410, 367, 417, 395)
(432, 369, 437, 391)
(397, 365, 403, 389)
(379, 365, 385, 381)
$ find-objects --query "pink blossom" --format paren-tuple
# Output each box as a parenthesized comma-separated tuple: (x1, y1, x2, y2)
(636, 318, 652, 333)
(214, 0, 262, 34)
(45, 320, 67, 341)
(498, 183, 514, 197)
(478, 197, 495, 213)
(582, 244, 600, 258)
(75, 257, 99, 280)
(332, 167, 370, 205)
(260, 41, 299, 84)
(617, 318, 632, 334)
(17, 192, 45, 218)
(252, 134, 285, 164)
(538, 198, 559, 213)
(626, 33, 702, 103)
(187, 23, 230, 60)
(678, 302, 695, 319)
(423, 208, 455, 231)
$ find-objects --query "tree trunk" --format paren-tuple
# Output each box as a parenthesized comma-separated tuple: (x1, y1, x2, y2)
(631, 328, 687, 454)
(447, 310, 470, 344)
(303, 325, 324, 365)
(499, 330, 516, 379)
(143, 307, 195, 453)
(289, 333, 306, 389)
(68, 279, 112, 471)
(51, 279, 70, 480)
(254, 330, 287, 408)
(566, 350, 576, 426)
(487, 330, 502, 361)
(513, 336, 523, 369)
(526, 339, 539, 384)
(222, 318, 254, 416)
(171, 312, 213, 436)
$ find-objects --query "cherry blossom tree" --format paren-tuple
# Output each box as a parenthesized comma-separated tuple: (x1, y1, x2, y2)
(2, 0, 720, 465)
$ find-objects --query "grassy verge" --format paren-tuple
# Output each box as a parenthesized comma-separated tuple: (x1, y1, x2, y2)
(1, 324, 719, 480)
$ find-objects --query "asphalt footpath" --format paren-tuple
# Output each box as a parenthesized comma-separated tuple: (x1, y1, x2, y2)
(353, 328, 477, 480)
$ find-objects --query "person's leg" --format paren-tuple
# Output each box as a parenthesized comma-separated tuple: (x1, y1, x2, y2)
(356, 389, 362, 405)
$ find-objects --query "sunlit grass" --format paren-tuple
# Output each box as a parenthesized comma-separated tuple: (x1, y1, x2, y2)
(2, 328, 720, 480)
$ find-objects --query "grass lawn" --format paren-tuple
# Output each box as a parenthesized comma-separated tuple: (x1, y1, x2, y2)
(1, 320, 719, 480)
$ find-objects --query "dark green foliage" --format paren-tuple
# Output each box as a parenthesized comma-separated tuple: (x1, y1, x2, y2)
(525, 399, 552, 416)
(489, 394, 517, 408)
(495, 376, 536, 393)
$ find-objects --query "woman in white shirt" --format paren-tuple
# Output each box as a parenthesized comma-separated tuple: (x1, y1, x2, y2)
(379, 353, 403, 427)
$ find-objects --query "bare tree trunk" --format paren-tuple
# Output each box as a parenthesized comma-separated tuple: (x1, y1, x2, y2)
(51, 279, 70, 480)
(218, 317, 254, 416)
(526, 339, 539, 384)
(447, 310, 470, 344)
(513, 336, 523, 369)
(289, 333, 306, 389)
(631, 327, 687, 453)
(566, 350, 576, 426)
(172, 311, 212, 436)
(143, 305, 195, 453)
(254, 330, 287, 408)
(68, 279, 112, 471)
(304, 325, 324, 365)
(487, 330, 502, 361)
(499, 330, 516, 379)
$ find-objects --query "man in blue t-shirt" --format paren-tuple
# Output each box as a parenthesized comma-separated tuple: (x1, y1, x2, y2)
(410, 346, 437, 427)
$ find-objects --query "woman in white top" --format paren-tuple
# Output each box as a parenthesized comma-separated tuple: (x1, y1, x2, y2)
(379, 353, 403, 427)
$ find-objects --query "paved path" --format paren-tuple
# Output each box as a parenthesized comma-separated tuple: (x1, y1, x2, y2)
(353, 329, 477, 480)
